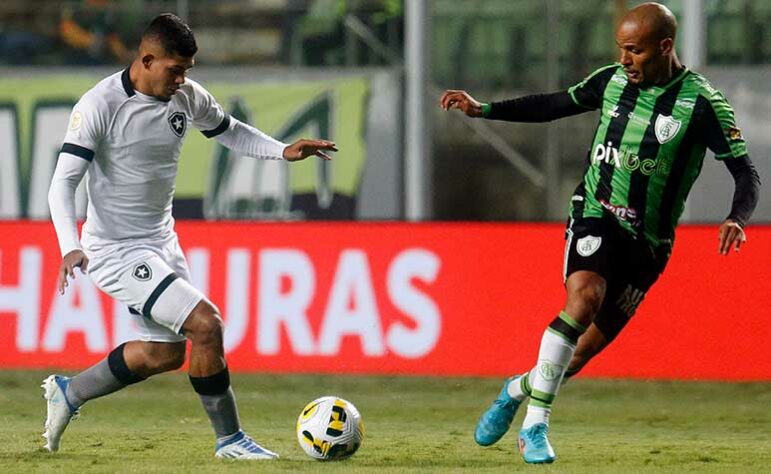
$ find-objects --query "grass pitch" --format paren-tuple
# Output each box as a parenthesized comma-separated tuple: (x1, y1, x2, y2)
(0, 370, 769, 473)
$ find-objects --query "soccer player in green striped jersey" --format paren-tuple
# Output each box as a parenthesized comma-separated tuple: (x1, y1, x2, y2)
(440, 2, 760, 465)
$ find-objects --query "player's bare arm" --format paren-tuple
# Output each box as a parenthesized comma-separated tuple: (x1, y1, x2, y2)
(718, 219, 747, 255)
(283, 139, 338, 161)
(57, 249, 89, 295)
(439, 90, 483, 117)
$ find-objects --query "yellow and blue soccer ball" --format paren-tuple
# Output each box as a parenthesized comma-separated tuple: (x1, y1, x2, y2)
(296, 396, 364, 461)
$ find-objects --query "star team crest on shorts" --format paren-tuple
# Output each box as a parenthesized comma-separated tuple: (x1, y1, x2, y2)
(576, 235, 602, 257)
(132, 262, 153, 281)
(168, 112, 186, 137)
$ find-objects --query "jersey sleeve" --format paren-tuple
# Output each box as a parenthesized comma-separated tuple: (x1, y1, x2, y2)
(187, 79, 231, 138)
(567, 64, 618, 110)
(61, 93, 107, 161)
(51, 95, 105, 256)
(700, 90, 748, 160)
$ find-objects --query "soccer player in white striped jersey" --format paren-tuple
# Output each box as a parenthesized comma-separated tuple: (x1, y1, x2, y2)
(43, 13, 337, 460)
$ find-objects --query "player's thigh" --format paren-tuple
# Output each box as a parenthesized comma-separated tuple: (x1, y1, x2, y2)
(162, 233, 194, 282)
(593, 239, 669, 341)
(120, 255, 204, 336)
(563, 217, 615, 283)
(92, 251, 204, 339)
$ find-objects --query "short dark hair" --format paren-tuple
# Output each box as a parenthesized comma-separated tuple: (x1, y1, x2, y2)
(142, 13, 197, 57)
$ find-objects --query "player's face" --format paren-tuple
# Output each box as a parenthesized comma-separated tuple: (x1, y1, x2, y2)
(151, 53, 194, 100)
(615, 22, 667, 86)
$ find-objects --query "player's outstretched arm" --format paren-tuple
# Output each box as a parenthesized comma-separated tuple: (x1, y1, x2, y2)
(57, 250, 90, 295)
(440, 89, 590, 123)
(717, 157, 760, 256)
(439, 90, 483, 117)
(283, 139, 338, 162)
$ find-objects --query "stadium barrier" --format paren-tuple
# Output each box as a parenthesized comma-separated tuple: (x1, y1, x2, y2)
(1, 221, 769, 381)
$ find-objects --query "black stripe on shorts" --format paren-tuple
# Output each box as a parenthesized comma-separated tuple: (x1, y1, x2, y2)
(142, 273, 179, 319)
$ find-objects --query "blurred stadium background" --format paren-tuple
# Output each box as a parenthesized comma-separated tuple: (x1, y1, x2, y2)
(0, 1, 769, 470)
(1, 0, 770, 223)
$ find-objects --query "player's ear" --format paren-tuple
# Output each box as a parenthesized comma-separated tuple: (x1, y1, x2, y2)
(659, 38, 674, 56)
(141, 53, 155, 69)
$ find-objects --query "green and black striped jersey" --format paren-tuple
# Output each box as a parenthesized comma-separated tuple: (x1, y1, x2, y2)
(567, 64, 748, 248)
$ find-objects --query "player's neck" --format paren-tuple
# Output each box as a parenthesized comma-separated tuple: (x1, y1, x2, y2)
(128, 61, 158, 99)
(654, 57, 684, 86)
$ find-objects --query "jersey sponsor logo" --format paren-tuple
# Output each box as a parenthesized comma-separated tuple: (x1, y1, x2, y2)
(608, 107, 649, 126)
(627, 111, 649, 127)
(675, 98, 695, 109)
(654, 114, 681, 144)
(132, 262, 153, 281)
(611, 74, 628, 86)
(168, 112, 187, 137)
(592, 141, 670, 177)
(599, 199, 639, 225)
(69, 111, 83, 131)
(576, 235, 602, 257)
(616, 285, 645, 316)
(702, 82, 719, 97)
(726, 126, 743, 141)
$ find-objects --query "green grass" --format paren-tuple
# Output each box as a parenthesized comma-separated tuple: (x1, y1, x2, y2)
(0, 370, 769, 473)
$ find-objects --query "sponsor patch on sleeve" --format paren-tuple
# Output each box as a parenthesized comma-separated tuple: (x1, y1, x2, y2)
(69, 111, 83, 131)
(726, 126, 743, 141)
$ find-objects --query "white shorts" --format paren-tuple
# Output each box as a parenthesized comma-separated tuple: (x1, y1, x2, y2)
(85, 233, 204, 343)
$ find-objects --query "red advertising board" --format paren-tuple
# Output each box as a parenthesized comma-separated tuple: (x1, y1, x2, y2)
(0, 221, 769, 380)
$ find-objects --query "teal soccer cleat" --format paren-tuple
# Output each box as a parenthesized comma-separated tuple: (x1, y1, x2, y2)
(518, 423, 556, 464)
(474, 377, 521, 446)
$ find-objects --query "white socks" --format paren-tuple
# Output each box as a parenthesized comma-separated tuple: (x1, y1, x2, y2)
(517, 311, 587, 429)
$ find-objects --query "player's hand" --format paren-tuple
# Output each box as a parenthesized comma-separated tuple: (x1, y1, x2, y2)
(718, 219, 746, 255)
(283, 139, 338, 162)
(57, 249, 89, 295)
(439, 90, 483, 117)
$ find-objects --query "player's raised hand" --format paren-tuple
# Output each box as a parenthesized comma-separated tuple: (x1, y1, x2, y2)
(718, 219, 746, 255)
(57, 249, 89, 295)
(439, 90, 483, 117)
(283, 139, 338, 162)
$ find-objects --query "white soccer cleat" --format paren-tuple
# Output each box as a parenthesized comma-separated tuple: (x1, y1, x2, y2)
(41, 375, 79, 452)
(214, 431, 279, 460)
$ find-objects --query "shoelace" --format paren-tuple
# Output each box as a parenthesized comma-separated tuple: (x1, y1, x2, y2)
(236, 436, 266, 454)
(527, 424, 549, 449)
(493, 398, 516, 410)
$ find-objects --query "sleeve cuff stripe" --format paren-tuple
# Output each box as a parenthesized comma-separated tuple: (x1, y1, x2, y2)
(60, 143, 95, 162)
(201, 115, 231, 138)
(715, 154, 750, 161)
(568, 91, 581, 106)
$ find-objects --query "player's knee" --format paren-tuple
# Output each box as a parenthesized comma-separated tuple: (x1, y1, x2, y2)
(185, 302, 224, 347)
(567, 279, 606, 320)
(136, 342, 186, 375)
(164, 343, 187, 371)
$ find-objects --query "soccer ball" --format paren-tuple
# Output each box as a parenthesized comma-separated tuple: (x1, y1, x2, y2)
(296, 396, 364, 461)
